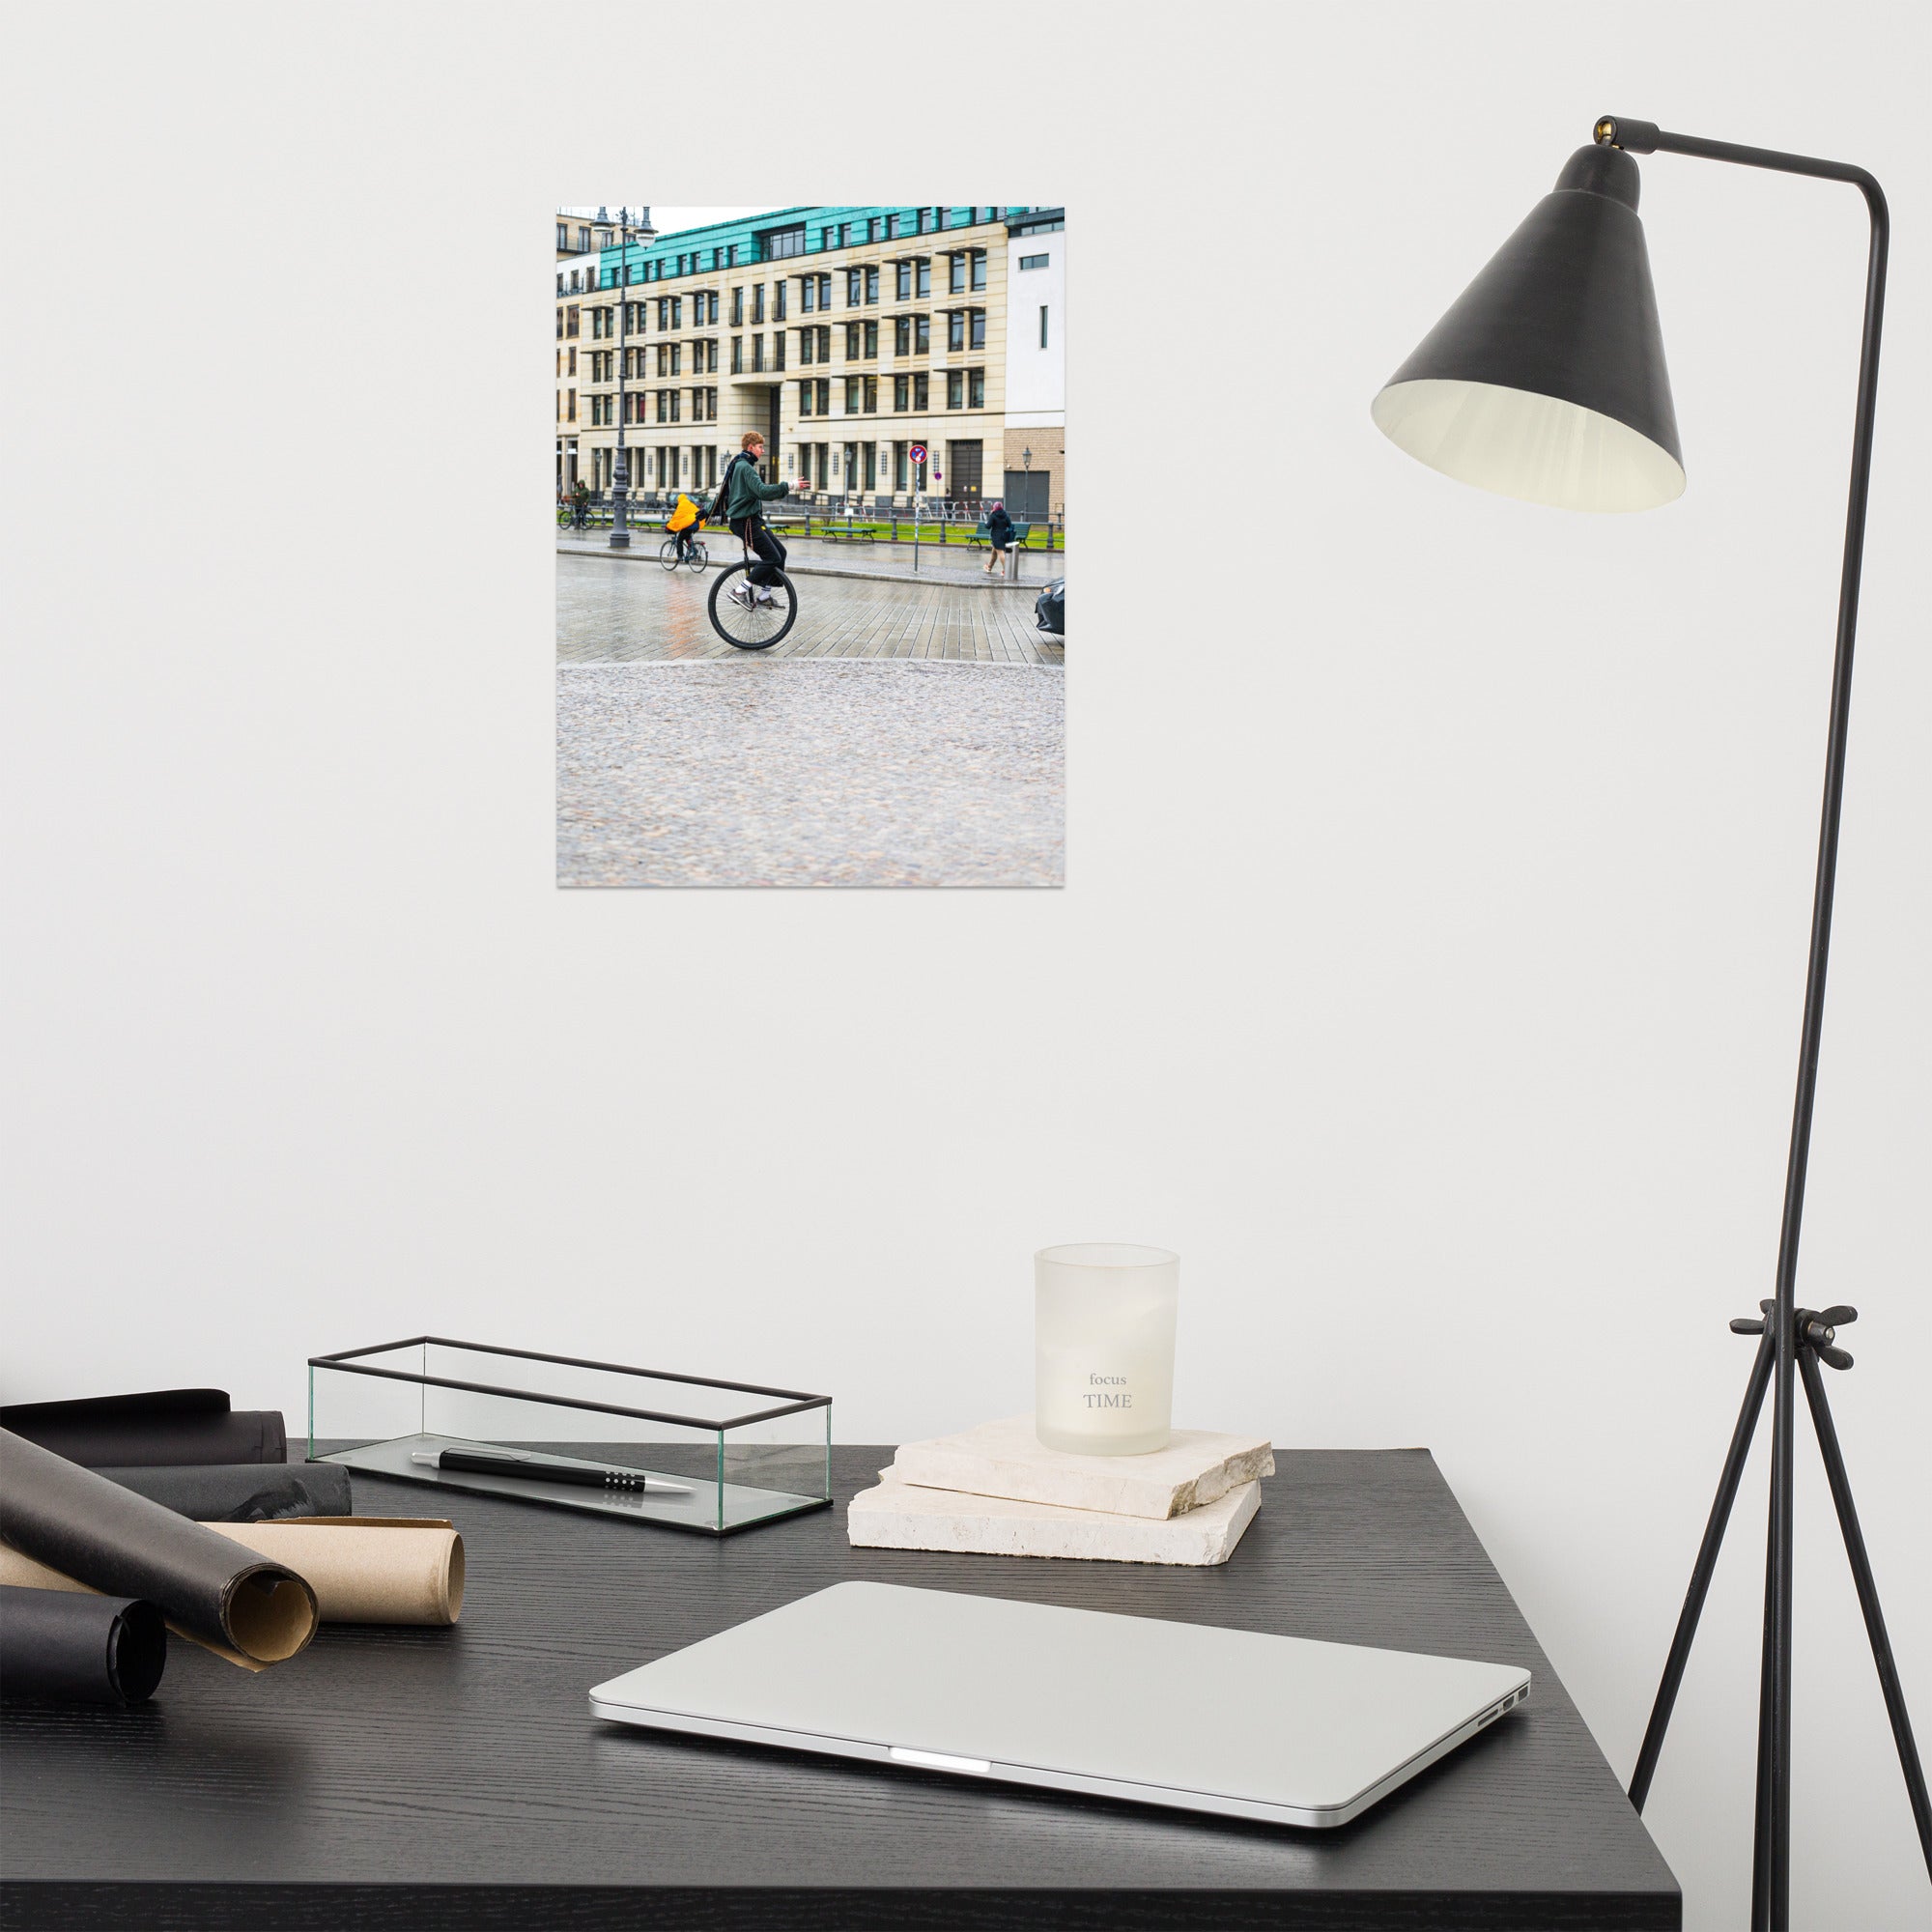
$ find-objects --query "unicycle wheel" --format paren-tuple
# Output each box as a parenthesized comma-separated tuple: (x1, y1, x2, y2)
(707, 563, 798, 650)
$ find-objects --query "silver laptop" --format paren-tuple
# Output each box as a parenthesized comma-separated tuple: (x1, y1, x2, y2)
(589, 1581, 1530, 1828)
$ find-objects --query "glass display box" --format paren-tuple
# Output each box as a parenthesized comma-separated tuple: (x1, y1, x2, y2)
(309, 1337, 832, 1535)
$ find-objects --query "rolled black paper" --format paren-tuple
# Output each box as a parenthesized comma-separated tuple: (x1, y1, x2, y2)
(0, 1390, 286, 1467)
(0, 1585, 166, 1705)
(0, 1430, 317, 1668)
(95, 1463, 353, 1522)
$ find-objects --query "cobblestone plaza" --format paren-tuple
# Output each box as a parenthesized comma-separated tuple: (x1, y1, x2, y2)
(556, 556, 1064, 887)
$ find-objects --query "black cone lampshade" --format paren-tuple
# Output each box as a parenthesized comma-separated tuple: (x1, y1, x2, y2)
(1373, 144, 1685, 511)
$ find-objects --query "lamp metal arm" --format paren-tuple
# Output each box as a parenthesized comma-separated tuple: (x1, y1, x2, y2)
(1594, 113, 1891, 1932)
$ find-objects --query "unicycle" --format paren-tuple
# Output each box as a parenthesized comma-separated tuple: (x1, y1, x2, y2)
(706, 546, 798, 651)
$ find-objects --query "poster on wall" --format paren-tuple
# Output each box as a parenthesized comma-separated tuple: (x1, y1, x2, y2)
(554, 204, 1067, 889)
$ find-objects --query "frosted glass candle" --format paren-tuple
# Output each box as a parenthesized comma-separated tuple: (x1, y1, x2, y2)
(1034, 1243, 1179, 1456)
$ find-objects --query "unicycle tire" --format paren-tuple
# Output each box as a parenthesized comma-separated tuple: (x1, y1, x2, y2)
(707, 563, 798, 651)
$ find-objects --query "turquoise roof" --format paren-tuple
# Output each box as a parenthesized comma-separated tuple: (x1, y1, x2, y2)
(587, 207, 1032, 288)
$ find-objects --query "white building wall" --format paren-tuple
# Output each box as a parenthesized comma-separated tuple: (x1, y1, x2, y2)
(1005, 227, 1064, 426)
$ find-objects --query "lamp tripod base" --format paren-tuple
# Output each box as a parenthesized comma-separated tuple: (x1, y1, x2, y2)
(1628, 1305, 1932, 1929)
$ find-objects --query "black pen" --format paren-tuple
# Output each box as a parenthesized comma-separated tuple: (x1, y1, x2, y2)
(411, 1446, 691, 1495)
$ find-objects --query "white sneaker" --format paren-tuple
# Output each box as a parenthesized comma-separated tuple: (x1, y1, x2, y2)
(726, 582, 753, 608)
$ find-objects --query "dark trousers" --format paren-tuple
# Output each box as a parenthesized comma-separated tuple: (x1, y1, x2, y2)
(731, 517, 786, 586)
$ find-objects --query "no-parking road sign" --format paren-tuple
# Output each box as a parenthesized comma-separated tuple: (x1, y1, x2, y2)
(909, 443, 928, 465)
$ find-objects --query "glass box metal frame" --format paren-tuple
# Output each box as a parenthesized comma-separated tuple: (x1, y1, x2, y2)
(308, 1336, 832, 1536)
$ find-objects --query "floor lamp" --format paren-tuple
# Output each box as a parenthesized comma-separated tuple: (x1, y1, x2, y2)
(1370, 117, 1930, 1932)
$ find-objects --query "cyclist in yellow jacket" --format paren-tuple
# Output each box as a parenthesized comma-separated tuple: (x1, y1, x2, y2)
(666, 491, 703, 563)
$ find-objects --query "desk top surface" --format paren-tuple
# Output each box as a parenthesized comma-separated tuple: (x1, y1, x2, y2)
(2, 1445, 1679, 1932)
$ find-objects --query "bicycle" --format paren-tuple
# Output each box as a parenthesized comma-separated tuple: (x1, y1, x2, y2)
(706, 530, 798, 651)
(556, 501, 592, 531)
(658, 531, 709, 572)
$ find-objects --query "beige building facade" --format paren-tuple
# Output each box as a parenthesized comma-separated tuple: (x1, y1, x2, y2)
(554, 206, 1063, 518)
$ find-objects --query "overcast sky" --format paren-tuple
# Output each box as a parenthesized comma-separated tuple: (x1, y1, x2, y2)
(557, 206, 779, 240)
(648, 206, 774, 238)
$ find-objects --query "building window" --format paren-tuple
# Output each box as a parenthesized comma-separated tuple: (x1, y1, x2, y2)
(764, 224, 806, 260)
(970, 248, 987, 291)
(970, 309, 985, 351)
(556, 308, 564, 338)
(948, 312, 965, 353)
(845, 376, 862, 414)
(568, 347, 577, 375)
(814, 272, 831, 308)
(863, 319, 878, 358)
(846, 267, 862, 306)
(800, 380, 814, 417)
(801, 328, 814, 365)
(845, 322, 860, 360)
(913, 372, 928, 411)
(752, 284, 764, 324)
(1019, 252, 1048, 271)
(895, 261, 912, 302)
(895, 441, 907, 491)
(730, 287, 743, 327)
(815, 378, 830, 415)
(556, 221, 569, 251)
(566, 305, 580, 338)
(947, 371, 963, 410)
(865, 265, 879, 304)
(671, 297, 682, 329)
(894, 374, 908, 412)
(915, 314, 930, 354)
(949, 253, 966, 295)
(801, 277, 815, 314)
(776, 280, 787, 321)
(774, 329, 785, 371)
(567, 390, 576, 420)
(1039, 305, 1049, 349)
(969, 367, 984, 409)
(864, 375, 878, 413)
(916, 259, 931, 298)
(753, 334, 765, 373)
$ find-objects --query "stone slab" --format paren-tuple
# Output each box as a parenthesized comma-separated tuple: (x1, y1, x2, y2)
(890, 1414, 1274, 1520)
(847, 1466, 1262, 1566)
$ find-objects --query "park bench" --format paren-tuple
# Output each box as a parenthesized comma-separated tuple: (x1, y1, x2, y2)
(969, 519, 1034, 549)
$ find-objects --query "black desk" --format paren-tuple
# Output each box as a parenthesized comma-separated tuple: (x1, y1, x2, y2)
(2, 1447, 1679, 1931)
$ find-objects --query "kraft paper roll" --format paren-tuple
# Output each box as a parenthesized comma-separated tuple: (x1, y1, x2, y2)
(98, 1462, 353, 1522)
(0, 1390, 286, 1467)
(201, 1520, 466, 1626)
(0, 1584, 168, 1705)
(0, 1430, 316, 1671)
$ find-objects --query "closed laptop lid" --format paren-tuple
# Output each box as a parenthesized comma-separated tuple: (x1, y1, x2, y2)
(590, 1580, 1529, 1821)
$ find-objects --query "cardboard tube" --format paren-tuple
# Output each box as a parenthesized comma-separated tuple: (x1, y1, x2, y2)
(200, 1520, 465, 1626)
(0, 1430, 316, 1669)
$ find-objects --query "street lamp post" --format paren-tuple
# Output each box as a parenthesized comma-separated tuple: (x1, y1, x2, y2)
(610, 209, 636, 551)
(1017, 446, 1032, 580)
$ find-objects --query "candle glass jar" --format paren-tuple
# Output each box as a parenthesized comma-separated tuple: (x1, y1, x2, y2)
(1034, 1243, 1179, 1456)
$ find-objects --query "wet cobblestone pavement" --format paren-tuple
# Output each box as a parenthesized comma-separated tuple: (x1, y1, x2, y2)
(558, 552, 1063, 664)
(558, 662, 1064, 888)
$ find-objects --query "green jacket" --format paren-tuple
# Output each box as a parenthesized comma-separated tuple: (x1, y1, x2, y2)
(723, 454, 790, 523)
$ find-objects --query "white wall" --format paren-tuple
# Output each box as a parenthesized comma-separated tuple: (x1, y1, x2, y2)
(3, 6, 1928, 1927)
(1006, 225, 1065, 423)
